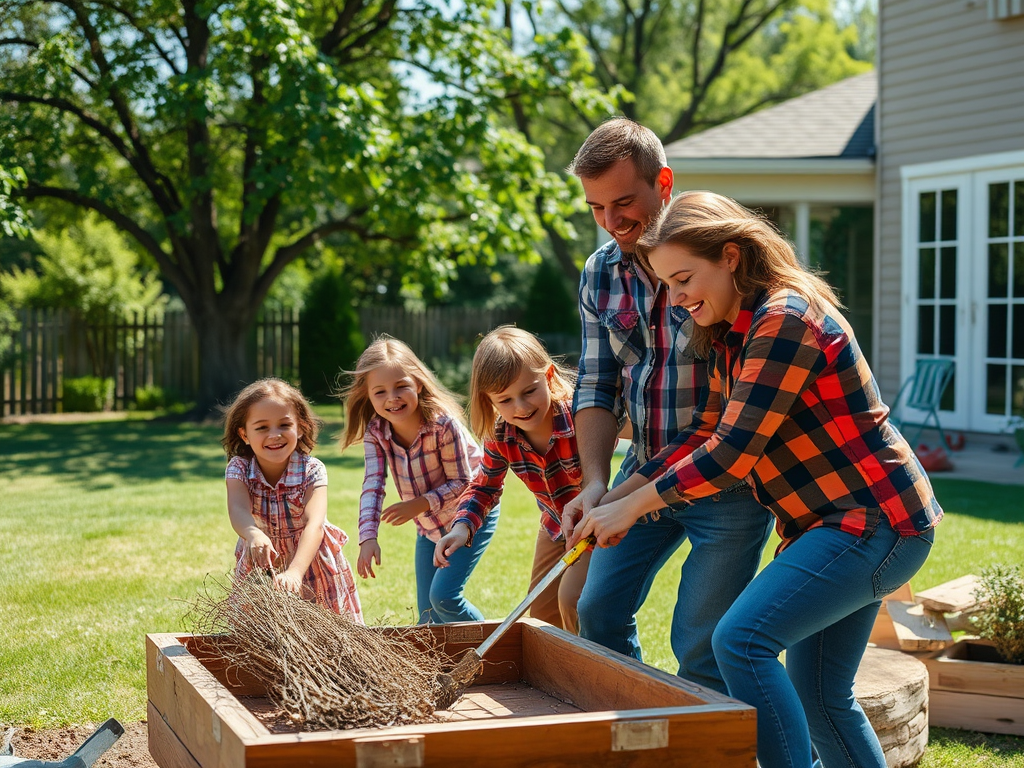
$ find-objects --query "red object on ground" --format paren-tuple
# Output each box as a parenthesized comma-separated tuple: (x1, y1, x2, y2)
(916, 444, 954, 472)
(945, 432, 966, 451)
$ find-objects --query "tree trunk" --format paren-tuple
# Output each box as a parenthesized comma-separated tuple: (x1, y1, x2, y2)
(192, 303, 255, 416)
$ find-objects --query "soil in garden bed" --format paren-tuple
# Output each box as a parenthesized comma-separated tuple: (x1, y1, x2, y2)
(9, 719, 156, 767)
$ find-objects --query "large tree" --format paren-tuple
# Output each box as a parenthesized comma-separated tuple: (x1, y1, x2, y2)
(501, 0, 872, 281)
(0, 0, 609, 412)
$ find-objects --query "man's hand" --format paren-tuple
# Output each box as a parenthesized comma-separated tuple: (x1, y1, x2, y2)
(560, 481, 608, 545)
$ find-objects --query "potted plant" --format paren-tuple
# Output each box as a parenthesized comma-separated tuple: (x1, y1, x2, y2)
(921, 564, 1024, 735)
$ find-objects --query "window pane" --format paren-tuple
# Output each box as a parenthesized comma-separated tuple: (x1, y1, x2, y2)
(919, 248, 936, 298)
(939, 306, 956, 355)
(987, 364, 1006, 415)
(941, 189, 958, 241)
(1015, 181, 1024, 237)
(918, 306, 935, 354)
(940, 247, 957, 299)
(1014, 303, 1024, 359)
(988, 304, 1008, 358)
(990, 243, 1009, 298)
(990, 182, 1010, 238)
(941, 369, 956, 412)
(919, 192, 936, 243)
(1013, 365, 1024, 417)
(1015, 242, 1024, 298)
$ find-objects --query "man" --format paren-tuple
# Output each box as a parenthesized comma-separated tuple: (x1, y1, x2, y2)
(562, 118, 773, 694)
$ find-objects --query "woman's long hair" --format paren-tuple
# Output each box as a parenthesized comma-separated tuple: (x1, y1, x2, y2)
(468, 325, 576, 441)
(338, 335, 464, 449)
(636, 191, 841, 357)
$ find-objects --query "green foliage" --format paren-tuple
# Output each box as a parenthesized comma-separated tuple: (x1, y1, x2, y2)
(0, 298, 18, 368)
(520, 258, 581, 337)
(299, 263, 365, 400)
(62, 376, 113, 412)
(972, 564, 1024, 664)
(432, 355, 475, 400)
(131, 385, 167, 411)
(0, 164, 29, 239)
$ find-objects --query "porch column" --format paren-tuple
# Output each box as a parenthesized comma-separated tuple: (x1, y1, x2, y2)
(794, 202, 810, 266)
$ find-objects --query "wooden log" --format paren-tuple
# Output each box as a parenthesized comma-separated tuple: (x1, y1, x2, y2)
(853, 647, 929, 768)
(915, 575, 981, 613)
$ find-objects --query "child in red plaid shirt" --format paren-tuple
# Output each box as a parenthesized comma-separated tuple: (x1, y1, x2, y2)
(434, 326, 589, 633)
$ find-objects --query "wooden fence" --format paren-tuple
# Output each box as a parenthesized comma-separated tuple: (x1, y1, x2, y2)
(1, 305, 545, 415)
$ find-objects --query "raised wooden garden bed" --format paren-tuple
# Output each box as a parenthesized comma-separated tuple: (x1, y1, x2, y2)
(146, 619, 757, 767)
(922, 639, 1024, 736)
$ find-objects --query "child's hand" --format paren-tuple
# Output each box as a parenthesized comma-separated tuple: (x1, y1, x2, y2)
(273, 568, 304, 595)
(433, 524, 471, 568)
(358, 539, 382, 579)
(246, 531, 278, 569)
(381, 499, 425, 526)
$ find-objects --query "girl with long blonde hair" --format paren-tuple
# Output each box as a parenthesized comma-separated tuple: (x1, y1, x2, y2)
(340, 336, 498, 624)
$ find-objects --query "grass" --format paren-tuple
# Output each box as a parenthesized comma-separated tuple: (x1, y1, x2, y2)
(1, 411, 1022, 767)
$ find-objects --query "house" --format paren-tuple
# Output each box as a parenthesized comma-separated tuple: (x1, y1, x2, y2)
(665, 0, 1024, 435)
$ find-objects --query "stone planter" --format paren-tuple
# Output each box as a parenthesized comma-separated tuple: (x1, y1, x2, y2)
(922, 639, 1024, 736)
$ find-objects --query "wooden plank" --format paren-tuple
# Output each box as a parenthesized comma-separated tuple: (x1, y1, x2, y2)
(915, 575, 981, 613)
(929, 690, 1024, 737)
(867, 583, 916, 650)
(519, 620, 727, 710)
(244, 708, 757, 768)
(923, 647, 1024, 699)
(147, 633, 267, 768)
(884, 600, 953, 652)
(148, 701, 203, 768)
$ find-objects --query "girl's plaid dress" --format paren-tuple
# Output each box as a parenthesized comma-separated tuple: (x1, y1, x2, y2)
(227, 452, 363, 621)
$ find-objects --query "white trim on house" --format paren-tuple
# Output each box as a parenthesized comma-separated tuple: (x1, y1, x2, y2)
(673, 158, 875, 175)
(900, 151, 1024, 181)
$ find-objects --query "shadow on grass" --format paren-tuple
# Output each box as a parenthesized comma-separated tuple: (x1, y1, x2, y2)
(0, 420, 364, 489)
(930, 478, 1024, 524)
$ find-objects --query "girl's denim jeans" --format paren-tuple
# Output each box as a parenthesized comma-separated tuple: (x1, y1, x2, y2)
(711, 516, 934, 768)
(414, 504, 501, 624)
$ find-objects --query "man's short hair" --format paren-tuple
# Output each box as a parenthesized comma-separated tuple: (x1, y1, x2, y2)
(567, 117, 667, 186)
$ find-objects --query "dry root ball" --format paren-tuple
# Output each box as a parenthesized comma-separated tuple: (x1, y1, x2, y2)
(187, 572, 457, 730)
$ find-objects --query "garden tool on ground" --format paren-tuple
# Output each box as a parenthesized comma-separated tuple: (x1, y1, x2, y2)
(435, 535, 594, 710)
(0, 718, 124, 768)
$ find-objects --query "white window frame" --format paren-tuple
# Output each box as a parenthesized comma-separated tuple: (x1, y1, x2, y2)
(901, 150, 1024, 433)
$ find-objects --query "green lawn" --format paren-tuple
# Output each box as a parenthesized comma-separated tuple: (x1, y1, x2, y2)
(1, 413, 1022, 766)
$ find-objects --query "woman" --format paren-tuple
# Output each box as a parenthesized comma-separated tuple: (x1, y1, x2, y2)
(569, 191, 941, 768)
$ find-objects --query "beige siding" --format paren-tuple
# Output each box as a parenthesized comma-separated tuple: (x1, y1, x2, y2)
(876, 0, 1024, 399)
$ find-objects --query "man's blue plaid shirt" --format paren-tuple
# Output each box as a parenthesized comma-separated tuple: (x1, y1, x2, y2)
(573, 239, 708, 478)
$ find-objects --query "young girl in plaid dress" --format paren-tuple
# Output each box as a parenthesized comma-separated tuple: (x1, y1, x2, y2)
(222, 378, 362, 620)
(434, 326, 589, 633)
(341, 336, 499, 624)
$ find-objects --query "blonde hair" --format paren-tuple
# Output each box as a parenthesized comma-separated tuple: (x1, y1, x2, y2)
(636, 191, 842, 358)
(338, 335, 464, 449)
(221, 378, 320, 458)
(469, 326, 576, 441)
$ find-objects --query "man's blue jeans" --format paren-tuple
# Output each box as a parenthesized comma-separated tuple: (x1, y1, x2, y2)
(414, 504, 500, 624)
(577, 482, 773, 693)
(711, 517, 934, 768)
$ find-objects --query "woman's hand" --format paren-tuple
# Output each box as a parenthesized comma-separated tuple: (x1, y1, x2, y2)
(273, 568, 304, 594)
(357, 539, 382, 579)
(381, 498, 428, 526)
(570, 481, 665, 549)
(433, 524, 471, 568)
(246, 531, 278, 569)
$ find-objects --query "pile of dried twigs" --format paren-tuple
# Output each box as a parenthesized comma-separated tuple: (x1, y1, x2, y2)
(188, 572, 456, 730)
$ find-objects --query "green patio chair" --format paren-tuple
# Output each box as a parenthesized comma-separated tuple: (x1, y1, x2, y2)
(890, 359, 956, 449)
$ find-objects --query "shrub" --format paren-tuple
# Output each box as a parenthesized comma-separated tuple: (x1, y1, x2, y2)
(972, 564, 1024, 664)
(132, 385, 166, 411)
(62, 376, 113, 412)
(299, 265, 364, 400)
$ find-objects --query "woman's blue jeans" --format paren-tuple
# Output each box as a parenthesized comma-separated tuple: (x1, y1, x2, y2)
(577, 481, 774, 693)
(414, 505, 500, 624)
(711, 517, 934, 768)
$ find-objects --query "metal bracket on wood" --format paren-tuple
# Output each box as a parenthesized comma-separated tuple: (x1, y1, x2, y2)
(610, 719, 669, 751)
(354, 735, 425, 768)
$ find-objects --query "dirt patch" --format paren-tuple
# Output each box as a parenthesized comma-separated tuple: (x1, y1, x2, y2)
(9, 720, 156, 767)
